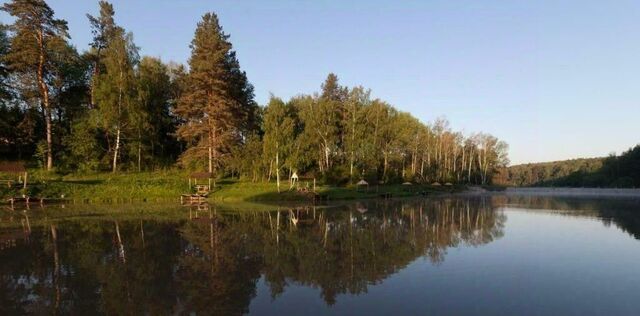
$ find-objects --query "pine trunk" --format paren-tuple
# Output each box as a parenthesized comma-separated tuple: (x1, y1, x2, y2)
(37, 30, 53, 171)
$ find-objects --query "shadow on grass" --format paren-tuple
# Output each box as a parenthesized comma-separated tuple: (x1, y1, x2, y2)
(54, 179, 105, 185)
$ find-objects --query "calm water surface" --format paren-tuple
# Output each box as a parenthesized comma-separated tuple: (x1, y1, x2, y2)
(1, 196, 640, 315)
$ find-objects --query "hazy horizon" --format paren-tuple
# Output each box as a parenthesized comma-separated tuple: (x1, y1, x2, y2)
(2, 0, 639, 165)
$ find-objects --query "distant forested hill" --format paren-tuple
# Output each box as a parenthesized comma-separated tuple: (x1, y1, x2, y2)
(496, 145, 640, 188)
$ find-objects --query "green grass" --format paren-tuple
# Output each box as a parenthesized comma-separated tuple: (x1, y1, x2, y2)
(0, 170, 463, 203)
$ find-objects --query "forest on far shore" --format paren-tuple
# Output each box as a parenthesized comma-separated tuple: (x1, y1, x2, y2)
(0, 0, 509, 186)
(496, 145, 640, 188)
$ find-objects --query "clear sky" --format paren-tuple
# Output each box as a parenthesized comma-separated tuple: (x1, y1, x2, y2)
(2, 0, 639, 165)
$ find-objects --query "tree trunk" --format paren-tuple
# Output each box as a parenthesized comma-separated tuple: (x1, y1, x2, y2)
(37, 30, 53, 171)
(324, 141, 330, 170)
(137, 130, 142, 172)
(276, 150, 280, 193)
(383, 152, 388, 181)
(208, 139, 213, 174)
(350, 105, 356, 181)
(468, 151, 474, 183)
(112, 127, 120, 173)
(113, 64, 124, 173)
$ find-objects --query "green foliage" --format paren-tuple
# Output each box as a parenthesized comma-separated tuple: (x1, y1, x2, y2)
(175, 12, 257, 173)
(0, 23, 11, 101)
(0, 1, 509, 191)
(238, 74, 509, 186)
(2, 0, 72, 170)
(501, 145, 640, 188)
(64, 115, 102, 171)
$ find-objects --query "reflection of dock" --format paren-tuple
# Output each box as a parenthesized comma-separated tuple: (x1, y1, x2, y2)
(0, 229, 29, 251)
(5, 197, 69, 207)
(0, 212, 32, 251)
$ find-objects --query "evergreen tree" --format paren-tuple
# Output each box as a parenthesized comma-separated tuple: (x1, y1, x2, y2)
(175, 12, 255, 173)
(86, 1, 116, 108)
(2, 0, 70, 170)
(136, 56, 174, 169)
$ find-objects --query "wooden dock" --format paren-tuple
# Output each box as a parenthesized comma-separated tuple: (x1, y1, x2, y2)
(180, 194, 208, 204)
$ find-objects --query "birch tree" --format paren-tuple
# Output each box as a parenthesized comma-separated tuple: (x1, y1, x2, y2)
(263, 97, 295, 192)
(93, 28, 138, 172)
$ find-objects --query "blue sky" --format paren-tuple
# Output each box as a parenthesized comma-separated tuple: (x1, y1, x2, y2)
(2, 0, 639, 165)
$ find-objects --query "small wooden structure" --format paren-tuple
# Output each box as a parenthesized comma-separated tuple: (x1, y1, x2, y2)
(295, 174, 317, 193)
(182, 172, 213, 204)
(356, 179, 369, 192)
(188, 172, 213, 190)
(0, 161, 27, 189)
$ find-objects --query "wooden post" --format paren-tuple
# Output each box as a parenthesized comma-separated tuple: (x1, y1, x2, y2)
(189, 178, 191, 190)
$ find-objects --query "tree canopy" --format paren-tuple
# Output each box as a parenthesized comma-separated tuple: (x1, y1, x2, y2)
(0, 0, 510, 185)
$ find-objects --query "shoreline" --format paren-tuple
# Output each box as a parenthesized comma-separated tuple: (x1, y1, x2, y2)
(502, 187, 640, 198)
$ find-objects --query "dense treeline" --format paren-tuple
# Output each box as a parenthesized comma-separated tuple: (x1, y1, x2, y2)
(0, 0, 508, 185)
(498, 145, 640, 188)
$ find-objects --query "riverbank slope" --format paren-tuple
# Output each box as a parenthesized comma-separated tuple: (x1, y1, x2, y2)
(0, 171, 461, 203)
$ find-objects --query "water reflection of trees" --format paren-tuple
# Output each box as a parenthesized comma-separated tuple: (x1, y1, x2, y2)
(0, 218, 184, 315)
(499, 195, 640, 240)
(177, 198, 504, 308)
(0, 198, 504, 314)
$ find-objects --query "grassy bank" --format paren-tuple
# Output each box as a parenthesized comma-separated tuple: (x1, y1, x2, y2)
(0, 170, 462, 203)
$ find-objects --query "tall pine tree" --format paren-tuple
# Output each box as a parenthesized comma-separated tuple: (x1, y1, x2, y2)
(2, 0, 69, 170)
(175, 12, 255, 173)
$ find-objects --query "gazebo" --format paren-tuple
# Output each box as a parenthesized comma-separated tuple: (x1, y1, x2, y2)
(356, 179, 369, 192)
(0, 162, 27, 189)
(182, 172, 213, 204)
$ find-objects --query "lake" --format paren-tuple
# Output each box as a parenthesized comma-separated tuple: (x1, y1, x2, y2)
(1, 196, 640, 315)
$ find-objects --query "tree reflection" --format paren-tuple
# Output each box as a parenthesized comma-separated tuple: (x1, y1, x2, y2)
(0, 198, 505, 314)
(255, 198, 505, 304)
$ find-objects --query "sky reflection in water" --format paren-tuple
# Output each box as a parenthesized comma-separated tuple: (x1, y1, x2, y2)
(1, 196, 640, 315)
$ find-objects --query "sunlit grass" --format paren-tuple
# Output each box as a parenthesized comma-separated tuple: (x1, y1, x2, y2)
(1, 170, 461, 202)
